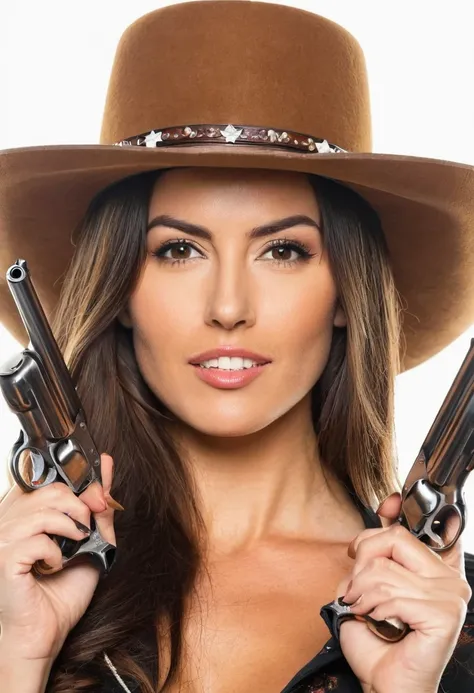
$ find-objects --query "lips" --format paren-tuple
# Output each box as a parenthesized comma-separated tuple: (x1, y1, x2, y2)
(188, 346, 272, 365)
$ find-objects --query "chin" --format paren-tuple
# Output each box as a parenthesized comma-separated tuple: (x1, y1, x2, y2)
(174, 409, 276, 439)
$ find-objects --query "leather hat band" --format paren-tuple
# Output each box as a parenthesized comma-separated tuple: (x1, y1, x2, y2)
(114, 123, 347, 154)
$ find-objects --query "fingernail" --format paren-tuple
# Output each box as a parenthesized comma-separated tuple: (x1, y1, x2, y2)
(341, 581, 353, 604)
(376, 492, 401, 513)
(341, 584, 364, 608)
(106, 495, 125, 511)
(37, 560, 54, 571)
(72, 518, 91, 534)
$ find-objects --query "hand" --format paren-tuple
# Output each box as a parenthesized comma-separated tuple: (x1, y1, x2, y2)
(0, 454, 117, 663)
(336, 492, 472, 693)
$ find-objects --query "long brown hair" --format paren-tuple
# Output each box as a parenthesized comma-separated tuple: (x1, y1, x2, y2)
(36, 168, 402, 691)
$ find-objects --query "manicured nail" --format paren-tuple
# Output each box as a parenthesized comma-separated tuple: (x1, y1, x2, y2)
(347, 539, 356, 558)
(376, 492, 400, 513)
(37, 559, 54, 572)
(341, 585, 363, 608)
(106, 495, 125, 511)
(340, 581, 353, 605)
(72, 518, 91, 534)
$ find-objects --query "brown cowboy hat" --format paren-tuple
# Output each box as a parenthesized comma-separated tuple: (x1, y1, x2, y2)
(0, 0, 473, 371)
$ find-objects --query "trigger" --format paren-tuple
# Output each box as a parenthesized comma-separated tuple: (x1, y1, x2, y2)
(423, 525, 445, 549)
(29, 450, 56, 486)
(31, 450, 46, 482)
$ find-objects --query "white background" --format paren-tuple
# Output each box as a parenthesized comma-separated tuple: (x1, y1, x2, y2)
(0, 1, 473, 551)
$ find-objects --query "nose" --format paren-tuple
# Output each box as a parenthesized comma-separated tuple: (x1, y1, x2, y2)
(203, 257, 256, 330)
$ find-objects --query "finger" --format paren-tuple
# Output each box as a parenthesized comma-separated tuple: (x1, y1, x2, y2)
(363, 595, 467, 640)
(349, 582, 470, 617)
(78, 454, 111, 513)
(99, 454, 123, 510)
(93, 502, 117, 547)
(343, 557, 470, 608)
(99, 455, 124, 511)
(100, 454, 114, 496)
(343, 556, 418, 604)
(350, 524, 453, 579)
(88, 454, 117, 545)
(2, 534, 64, 578)
(376, 492, 402, 525)
(0, 508, 92, 544)
(346, 494, 403, 557)
(345, 492, 409, 556)
(348, 525, 393, 558)
(0, 481, 93, 531)
(78, 482, 107, 513)
(92, 499, 117, 548)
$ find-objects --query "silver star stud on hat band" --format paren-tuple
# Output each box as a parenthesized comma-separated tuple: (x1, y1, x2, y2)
(315, 139, 332, 153)
(220, 124, 244, 143)
(144, 130, 163, 147)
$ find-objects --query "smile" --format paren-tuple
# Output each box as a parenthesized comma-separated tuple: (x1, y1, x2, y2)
(191, 361, 269, 389)
(199, 356, 260, 370)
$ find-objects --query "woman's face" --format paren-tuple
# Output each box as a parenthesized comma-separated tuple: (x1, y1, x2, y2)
(120, 167, 346, 436)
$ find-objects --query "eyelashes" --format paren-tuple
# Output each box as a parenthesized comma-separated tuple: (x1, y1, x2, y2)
(150, 237, 318, 268)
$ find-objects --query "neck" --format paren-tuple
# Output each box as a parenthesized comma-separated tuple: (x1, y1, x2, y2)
(169, 394, 356, 555)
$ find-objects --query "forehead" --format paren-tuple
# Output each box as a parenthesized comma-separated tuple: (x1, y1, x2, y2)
(148, 167, 319, 218)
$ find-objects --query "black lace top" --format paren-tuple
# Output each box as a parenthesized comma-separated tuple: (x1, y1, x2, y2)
(101, 495, 474, 692)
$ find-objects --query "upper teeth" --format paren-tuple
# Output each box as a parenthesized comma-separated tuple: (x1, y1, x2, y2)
(199, 356, 259, 370)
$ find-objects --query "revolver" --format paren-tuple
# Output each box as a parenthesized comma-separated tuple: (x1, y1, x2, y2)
(321, 338, 474, 643)
(0, 259, 117, 576)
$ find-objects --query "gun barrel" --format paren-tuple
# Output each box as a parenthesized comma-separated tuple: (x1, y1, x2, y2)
(423, 339, 474, 486)
(6, 259, 81, 422)
(423, 340, 473, 459)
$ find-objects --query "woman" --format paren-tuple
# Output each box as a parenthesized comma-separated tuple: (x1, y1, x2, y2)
(0, 2, 473, 692)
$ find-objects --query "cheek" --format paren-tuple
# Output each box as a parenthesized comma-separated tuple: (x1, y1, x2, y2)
(126, 273, 197, 364)
(263, 274, 338, 362)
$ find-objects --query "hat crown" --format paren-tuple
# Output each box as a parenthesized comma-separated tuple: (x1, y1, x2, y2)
(99, 0, 372, 151)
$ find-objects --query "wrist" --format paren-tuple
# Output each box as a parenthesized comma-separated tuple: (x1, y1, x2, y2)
(0, 647, 53, 693)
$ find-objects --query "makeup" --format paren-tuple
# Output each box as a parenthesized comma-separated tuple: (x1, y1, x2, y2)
(192, 362, 268, 389)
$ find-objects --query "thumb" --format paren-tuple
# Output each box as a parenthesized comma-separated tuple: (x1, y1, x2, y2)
(376, 492, 402, 526)
(92, 454, 117, 548)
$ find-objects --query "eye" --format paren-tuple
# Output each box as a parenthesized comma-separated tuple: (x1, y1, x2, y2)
(151, 237, 317, 267)
(260, 238, 315, 266)
(151, 240, 203, 265)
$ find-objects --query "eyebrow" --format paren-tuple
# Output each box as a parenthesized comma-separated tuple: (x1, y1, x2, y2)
(146, 213, 321, 240)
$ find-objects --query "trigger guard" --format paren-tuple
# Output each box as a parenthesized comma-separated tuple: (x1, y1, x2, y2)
(320, 597, 354, 643)
(11, 445, 57, 491)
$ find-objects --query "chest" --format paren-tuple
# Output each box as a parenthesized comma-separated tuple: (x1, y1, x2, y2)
(156, 542, 354, 693)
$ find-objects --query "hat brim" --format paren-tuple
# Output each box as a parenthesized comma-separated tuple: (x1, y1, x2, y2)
(1, 143, 473, 370)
